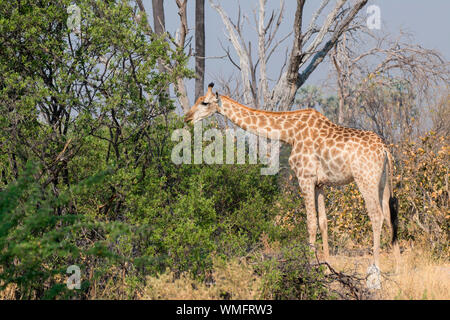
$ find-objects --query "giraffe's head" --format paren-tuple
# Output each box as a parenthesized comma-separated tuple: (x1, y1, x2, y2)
(184, 83, 220, 124)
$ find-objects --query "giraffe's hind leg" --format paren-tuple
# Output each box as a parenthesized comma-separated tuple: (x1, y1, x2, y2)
(354, 178, 384, 268)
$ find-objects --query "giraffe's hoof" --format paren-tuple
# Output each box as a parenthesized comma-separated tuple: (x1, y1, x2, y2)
(366, 264, 381, 290)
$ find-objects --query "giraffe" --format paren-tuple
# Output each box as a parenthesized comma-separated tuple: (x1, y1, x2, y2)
(184, 83, 400, 270)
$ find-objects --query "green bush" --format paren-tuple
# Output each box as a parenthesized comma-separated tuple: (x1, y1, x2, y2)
(0, 0, 319, 299)
(106, 119, 290, 277)
(0, 162, 117, 299)
(0, 118, 302, 298)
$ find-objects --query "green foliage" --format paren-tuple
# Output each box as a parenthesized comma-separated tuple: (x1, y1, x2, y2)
(0, 0, 191, 186)
(104, 118, 287, 277)
(0, 118, 295, 298)
(0, 162, 119, 299)
(1, 0, 445, 301)
(395, 132, 449, 257)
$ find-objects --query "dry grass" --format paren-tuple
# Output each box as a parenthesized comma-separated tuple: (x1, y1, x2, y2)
(2, 243, 447, 300)
(328, 243, 450, 300)
(0, 283, 17, 300)
(139, 258, 262, 300)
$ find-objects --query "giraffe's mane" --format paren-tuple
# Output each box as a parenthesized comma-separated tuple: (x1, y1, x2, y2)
(220, 95, 323, 117)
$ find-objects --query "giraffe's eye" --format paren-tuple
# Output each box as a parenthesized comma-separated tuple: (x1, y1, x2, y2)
(201, 102, 209, 106)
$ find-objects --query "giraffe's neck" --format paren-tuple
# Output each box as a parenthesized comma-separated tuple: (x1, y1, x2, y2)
(217, 96, 301, 144)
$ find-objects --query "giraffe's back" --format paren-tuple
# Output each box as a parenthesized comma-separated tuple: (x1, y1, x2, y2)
(289, 112, 389, 187)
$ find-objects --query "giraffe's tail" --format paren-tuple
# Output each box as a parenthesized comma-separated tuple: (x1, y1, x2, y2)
(386, 150, 398, 245)
(389, 194, 399, 245)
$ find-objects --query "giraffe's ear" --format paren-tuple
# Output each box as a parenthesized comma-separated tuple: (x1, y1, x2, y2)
(215, 92, 219, 99)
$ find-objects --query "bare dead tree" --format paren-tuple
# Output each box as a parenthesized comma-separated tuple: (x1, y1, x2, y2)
(331, 33, 349, 125)
(209, 0, 368, 111)
(328, 30, 449, 142)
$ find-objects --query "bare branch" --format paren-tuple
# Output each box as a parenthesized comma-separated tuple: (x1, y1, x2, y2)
(258, 0, 269, 105)
(297, 0, 368, 88)
(210, 0, 368, 111)
(302, 0, 330, 45)
(302, 0, 346, 64)
(328, 29, 449, 141)
(265, 0, 285, 50)
(269, 0, 306, 110)
(209, 0, 255, 106)
(175, 0, 188, 48)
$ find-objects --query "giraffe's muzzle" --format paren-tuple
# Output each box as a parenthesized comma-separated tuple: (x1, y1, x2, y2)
(184, 110, 194, 123)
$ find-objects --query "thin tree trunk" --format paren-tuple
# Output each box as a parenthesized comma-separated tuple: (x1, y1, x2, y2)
(152, 0, 165, 36)
(195, 0, 205, 101)
(338, 90, 345, 124)
(152, 0, 167, 77)
(332, 48, 345, 125)
(151, 0, 173, 104)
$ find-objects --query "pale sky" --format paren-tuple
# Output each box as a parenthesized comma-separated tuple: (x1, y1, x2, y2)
(143, 0, 450, 106)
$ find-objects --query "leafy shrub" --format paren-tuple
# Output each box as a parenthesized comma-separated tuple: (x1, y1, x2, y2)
(395, 132, 449, 257)
(1, 118, 300, 299)
(110, 119, 290, 277)
(0, 163, 114, 299)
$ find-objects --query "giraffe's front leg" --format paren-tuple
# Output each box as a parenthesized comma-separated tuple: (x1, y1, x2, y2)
(300, 181, 318, 253)
(316, 187, 329, 261)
